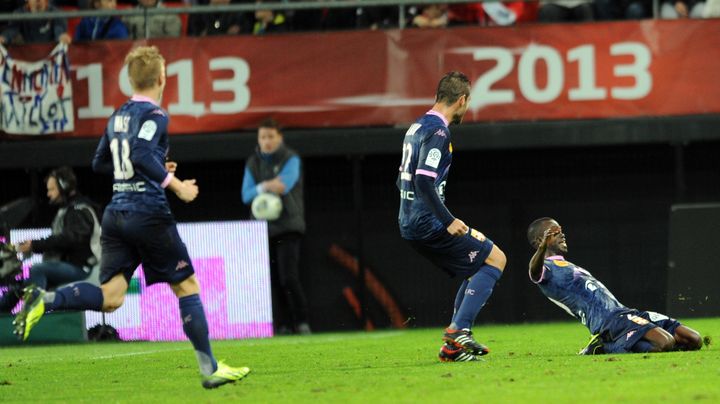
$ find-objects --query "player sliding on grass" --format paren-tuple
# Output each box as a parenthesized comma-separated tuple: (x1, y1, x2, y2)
(397, 72, 507, 362)
(13, 46, 250, 389)
(528, 217, 703, 354)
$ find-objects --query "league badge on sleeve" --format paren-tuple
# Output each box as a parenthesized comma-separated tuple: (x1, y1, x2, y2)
(139, 120, 158, 141)
(426, 148, 441, 168)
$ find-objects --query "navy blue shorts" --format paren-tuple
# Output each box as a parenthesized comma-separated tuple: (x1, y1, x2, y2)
(600, 309, 683, 353)
(99, 209, 195, 286)
(407, 228, 495, 278)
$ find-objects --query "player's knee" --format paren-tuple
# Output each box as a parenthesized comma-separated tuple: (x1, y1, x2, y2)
(653, 334, 676, 352)
(170, 275, 200, 297)
(681, 330, 703, 351)
(688, 335, 703, 351)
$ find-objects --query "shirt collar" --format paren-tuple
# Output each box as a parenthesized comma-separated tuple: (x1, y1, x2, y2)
(131, 94, 159, 106)
(546, 255, 564, 260)
(426, 109, 449, 127)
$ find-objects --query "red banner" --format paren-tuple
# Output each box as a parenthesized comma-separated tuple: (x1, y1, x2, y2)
(5, 19, 720, 137)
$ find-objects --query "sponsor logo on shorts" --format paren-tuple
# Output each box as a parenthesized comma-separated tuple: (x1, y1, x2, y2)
(626, 330, 636, 340)
(469, 250, 479, 263)
(470, 229, 486, 241)
(626, 314, 650, 325)
(176, 260, 189, 270)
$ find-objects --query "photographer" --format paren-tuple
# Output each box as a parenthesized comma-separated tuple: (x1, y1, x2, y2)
(0, 167, 101, 312)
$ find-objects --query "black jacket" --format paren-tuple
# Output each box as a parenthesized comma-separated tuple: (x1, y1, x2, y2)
(31, 195, 101, 271)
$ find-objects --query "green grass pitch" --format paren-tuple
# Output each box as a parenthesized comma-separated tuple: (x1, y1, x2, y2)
(1, 318, 718, 403)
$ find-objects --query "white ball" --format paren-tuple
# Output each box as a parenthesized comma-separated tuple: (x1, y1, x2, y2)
(251, 192, 283, 220)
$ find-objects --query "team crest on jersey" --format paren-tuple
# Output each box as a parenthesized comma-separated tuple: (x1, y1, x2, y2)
(552, 260, 569, 267)
(425, 148, 441, 168)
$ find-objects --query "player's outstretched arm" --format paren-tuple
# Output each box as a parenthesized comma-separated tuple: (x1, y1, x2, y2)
(167, 177, 199, 203)
(529, 227, 559, 282)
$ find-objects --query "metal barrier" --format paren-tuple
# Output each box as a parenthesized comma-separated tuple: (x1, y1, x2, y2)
(0, 0, 663, 33)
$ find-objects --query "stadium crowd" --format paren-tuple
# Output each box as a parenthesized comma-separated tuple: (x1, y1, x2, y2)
(1, 0, 719, 45)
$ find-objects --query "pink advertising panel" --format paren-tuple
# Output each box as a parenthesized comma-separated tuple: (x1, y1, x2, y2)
(10, 220, 272, 341)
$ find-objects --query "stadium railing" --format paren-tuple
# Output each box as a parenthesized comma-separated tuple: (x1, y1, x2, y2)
(0, 0, 665, 39)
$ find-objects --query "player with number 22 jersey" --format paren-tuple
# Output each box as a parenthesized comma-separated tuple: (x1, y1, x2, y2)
(396, 72, 507, 362)
(397, 112, 453, 240)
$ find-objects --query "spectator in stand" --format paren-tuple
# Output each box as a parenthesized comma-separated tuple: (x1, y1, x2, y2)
(124, 0, 182, 39)
(74, 0, 129, 41)
(0, 0, 71, 45)
(447, 1, 537, 26)
(252, 0, 287, 35)
(411, 4, 448, 28)
(187, 0, 247, 36)
(538, 0, 594, 22)
(661, 0, 705, 18)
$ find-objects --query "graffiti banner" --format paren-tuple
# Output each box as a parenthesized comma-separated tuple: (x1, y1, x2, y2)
(0, 43, 73, 135)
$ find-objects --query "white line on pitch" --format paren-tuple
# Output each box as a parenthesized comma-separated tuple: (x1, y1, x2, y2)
(91, 347, 187, 360)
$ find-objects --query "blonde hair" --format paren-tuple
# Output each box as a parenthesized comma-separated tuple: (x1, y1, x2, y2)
(125, 46, 165, 91)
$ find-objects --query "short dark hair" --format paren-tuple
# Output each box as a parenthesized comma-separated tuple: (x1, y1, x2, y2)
(435, 71, 471, 105)
(258, 117, 282, 133)
(527, 217, 554, 249)
(47, 166, 77, 197)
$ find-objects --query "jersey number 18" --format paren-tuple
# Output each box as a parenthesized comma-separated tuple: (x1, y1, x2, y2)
(109, 138, 135, 180)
